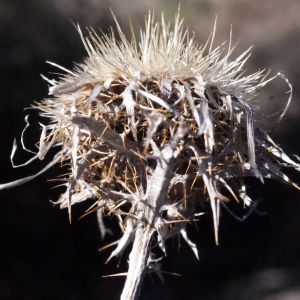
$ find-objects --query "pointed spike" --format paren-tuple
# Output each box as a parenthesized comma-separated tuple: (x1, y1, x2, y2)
(68, 204, 72, 224)
(210, 198, 220, 245)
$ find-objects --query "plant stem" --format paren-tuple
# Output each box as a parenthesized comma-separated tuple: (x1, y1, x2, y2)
(120, 145, 176, 300)
(120, 225, 152, 300)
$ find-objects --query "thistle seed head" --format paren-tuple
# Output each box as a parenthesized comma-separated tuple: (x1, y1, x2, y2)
(2, 10, 299, 270)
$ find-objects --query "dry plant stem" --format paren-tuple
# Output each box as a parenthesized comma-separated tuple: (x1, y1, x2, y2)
(121, 227, 151, 300)
(121, 147, 175, 300)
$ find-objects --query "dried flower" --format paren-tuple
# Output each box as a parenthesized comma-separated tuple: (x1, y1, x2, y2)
(1, 9, 299, 300)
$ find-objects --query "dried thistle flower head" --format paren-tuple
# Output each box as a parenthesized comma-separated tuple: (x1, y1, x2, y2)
(1, 9, 300, 300)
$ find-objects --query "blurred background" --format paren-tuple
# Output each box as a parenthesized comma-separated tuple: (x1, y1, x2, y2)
(1, 0, 300, 299)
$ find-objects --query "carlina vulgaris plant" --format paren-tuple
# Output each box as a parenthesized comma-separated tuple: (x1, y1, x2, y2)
(1, 8, 300, 300)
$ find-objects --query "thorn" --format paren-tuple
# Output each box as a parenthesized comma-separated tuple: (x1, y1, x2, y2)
(214, 231, 219, 246)
(292, 182, 300, 191)
(68, 204, 72, 224)
(102, 272, 128, 277)
(210, 198, 220, 246)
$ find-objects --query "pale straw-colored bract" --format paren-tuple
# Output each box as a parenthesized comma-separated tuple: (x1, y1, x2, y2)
(1, 9, 299, 300)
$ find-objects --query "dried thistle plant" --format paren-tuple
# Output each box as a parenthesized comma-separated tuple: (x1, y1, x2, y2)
(1, 9, 300, 300)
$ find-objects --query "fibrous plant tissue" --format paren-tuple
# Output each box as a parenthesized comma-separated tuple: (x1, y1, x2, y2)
(1, 9, 299, 300)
